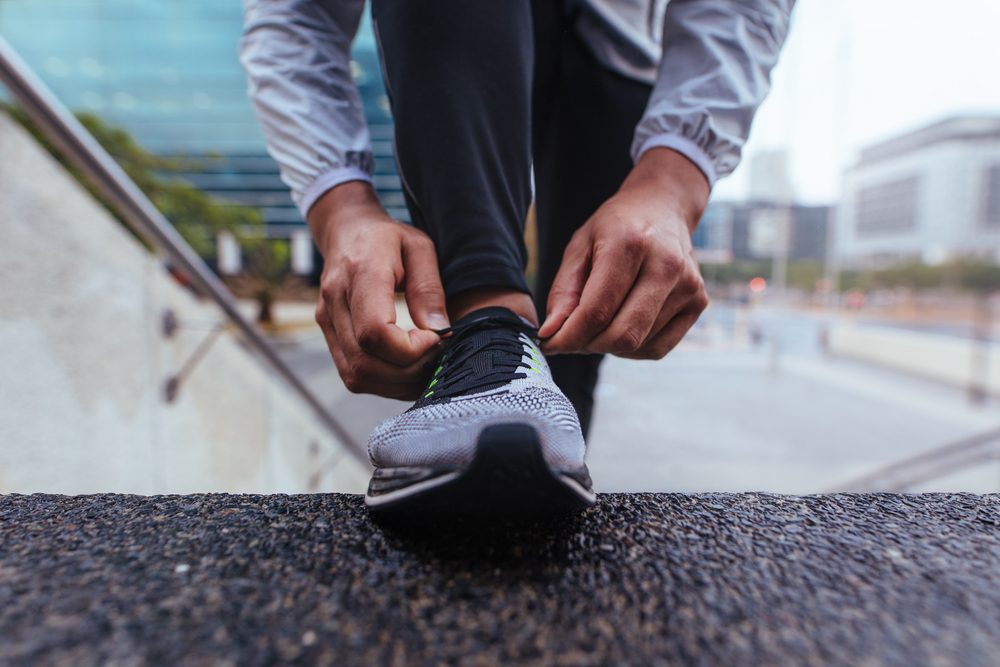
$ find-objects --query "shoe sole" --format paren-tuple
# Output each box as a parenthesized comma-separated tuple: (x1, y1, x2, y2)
(365, 423, 596, 515)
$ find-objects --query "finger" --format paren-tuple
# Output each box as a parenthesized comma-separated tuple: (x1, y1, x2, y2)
(325, 291, 440, 391)
(322, 322, 426, 398)
(583, 262, 677, 355)
(328, 332, 428, 399)
(635, 267, 709, 350)
(620, 304, 703, 360)
(542, 241, 642, 354)
(538, 232, 591, 339)
(348, 264, 439, 366)
(401, 232, 450, 331)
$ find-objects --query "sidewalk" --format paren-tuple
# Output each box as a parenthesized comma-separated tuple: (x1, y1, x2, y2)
(265, 300, 1000, 493)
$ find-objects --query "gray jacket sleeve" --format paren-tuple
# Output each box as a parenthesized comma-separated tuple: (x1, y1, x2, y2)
(239, 0, 371, 217)
(632, 0, 795, 186)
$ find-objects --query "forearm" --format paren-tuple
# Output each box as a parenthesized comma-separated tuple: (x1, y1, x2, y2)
(239, 0, 373, 218)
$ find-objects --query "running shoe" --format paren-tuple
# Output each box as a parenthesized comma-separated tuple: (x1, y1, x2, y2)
(365, 306, 596, 514)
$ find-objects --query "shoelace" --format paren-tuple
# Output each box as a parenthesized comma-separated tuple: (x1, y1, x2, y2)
(418, 314, 539, 403)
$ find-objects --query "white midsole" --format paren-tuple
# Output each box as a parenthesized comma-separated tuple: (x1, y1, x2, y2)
(364, 468, 595, 508)
(364, 471, 462, 508)
(555, 474, 598, 504)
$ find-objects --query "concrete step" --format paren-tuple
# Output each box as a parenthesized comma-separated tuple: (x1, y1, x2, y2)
(1, 493, 998, 665)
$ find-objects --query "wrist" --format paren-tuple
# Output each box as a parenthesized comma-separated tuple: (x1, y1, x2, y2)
(306, 180, 385, 252)
(622, 147, 710, 234)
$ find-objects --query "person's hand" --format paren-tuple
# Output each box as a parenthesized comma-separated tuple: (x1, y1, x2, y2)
(539, 148, 710, 359)
(308, 181, 449, 398)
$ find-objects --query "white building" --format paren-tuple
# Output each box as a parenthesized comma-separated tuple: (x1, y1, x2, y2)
(748, 149, 795, 205)
(835, 116, 1000, 266)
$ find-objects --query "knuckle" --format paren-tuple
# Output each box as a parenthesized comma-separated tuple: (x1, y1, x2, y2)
(567, 227, 590, 248)
(405, 227, 433, 249)
(549, 285, 581, 304)
(319, 274, 342, 304)
(582, 304, 614, 330)
(341, 361, 366, 393)
(660, 253, 684, 275)
(407, 276, 441, 299)
(622, 228, 652, 257)
(649, 343, 672, 360)
(678, 273, 701, 295)
(612, 328, 644, 354)
(415, 233, 435, 251)
(591, 238, 613, 260)
(342, 255, 363, 278)
(354, 324, 383, 353)
(681, 271, 705, 294)
(340, 369, 358, 392)
(693, 291, 710, 312)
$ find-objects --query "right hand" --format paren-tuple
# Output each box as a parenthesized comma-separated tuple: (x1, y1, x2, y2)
(308, 181, 449, 399)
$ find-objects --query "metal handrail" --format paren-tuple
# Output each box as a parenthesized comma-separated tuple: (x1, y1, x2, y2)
(0, 35, 366, 463)
(831, 425, 1000, 492)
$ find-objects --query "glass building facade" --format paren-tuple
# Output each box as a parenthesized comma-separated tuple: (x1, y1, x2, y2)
(0, 0, 403, 234)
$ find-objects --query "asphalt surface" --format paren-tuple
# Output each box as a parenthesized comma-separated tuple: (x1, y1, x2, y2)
(2, 493, 999, 666)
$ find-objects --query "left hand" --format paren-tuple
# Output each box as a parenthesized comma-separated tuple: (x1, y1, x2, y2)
(538, 148, 711, 359)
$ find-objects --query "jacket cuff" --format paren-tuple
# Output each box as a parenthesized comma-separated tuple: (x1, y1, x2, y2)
(635, 133, 717, 188)
(298, 167, 373, 218)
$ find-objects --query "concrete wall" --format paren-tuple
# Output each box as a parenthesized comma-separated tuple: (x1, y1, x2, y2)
(0, 112, 369, 494)
(828, 322, 1000, 396)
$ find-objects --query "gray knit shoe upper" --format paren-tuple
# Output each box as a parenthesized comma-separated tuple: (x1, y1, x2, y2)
(367, 307, 586, 472)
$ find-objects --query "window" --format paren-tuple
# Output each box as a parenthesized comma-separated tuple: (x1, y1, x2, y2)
(982, 165, 1000, 228)
(856, 176, 919, 235)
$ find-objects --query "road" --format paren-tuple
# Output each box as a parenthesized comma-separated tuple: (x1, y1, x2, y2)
(274, 301, 1000, 493)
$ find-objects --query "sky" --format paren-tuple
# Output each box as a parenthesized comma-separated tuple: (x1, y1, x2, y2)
(2, 0, 997, 207)
(716, 0, 1000, 204)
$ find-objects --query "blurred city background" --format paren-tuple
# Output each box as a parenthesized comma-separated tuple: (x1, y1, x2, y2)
(2, 0, 1000, 494)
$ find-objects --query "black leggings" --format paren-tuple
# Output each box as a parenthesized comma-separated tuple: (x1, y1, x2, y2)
(371, 0, 652, 436)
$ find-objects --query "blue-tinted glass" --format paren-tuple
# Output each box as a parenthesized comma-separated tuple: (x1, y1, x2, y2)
(0, 0, 404, 229)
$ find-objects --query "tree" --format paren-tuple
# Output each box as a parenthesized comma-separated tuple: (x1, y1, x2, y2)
(75, 113, 263, 258)
(7, 105, 294, 322)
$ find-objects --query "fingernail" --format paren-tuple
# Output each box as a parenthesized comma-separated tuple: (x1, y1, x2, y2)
(427, 312, 450, 330)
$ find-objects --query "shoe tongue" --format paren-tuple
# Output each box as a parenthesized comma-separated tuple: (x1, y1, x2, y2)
(422, 307, 536, 405)
(453, 306, 530, 328)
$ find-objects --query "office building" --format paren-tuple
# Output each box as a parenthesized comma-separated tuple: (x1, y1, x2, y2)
(835, 115, 1000, 266)
(747, 148, 795, 205)
(695, 201, 830, 263)
(0, 0, 404, 247)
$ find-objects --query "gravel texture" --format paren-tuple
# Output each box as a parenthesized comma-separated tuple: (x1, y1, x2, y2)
(1, 493, 999, 666)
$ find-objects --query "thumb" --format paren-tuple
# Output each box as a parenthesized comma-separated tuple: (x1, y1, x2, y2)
(538, 236, 591, 339)
(401, 232, 450, 331)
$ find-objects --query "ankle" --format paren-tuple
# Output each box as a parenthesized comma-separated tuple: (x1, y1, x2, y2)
(448, 287, 538, 326)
